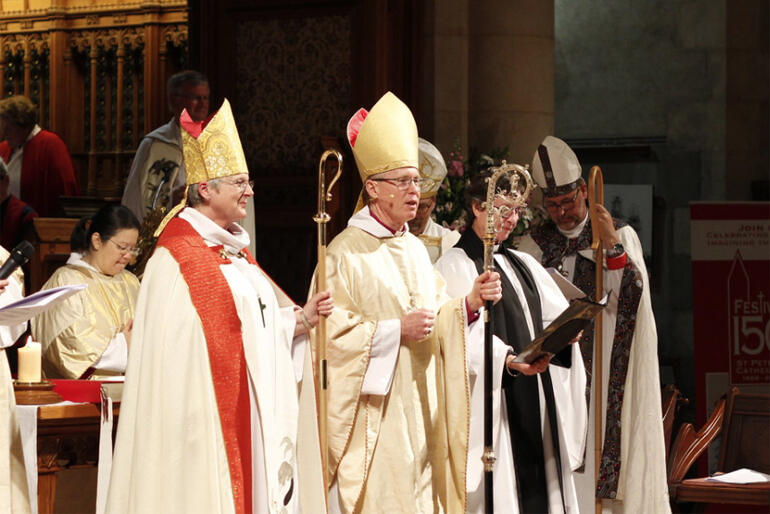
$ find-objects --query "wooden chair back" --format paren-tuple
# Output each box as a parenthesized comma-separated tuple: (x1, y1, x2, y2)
(668, 395, 726, 484)
(662, 384, 689, 460)
(718, 388, 770, 474)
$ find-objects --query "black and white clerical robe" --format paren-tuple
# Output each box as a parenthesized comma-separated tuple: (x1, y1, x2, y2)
(436, 229, 587, 514)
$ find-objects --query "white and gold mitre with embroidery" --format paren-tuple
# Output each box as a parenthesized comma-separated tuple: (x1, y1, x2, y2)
(154, 98, 248, 236)
(347, 92, 419, 211)
(181, 98, 247, 184)
(417, 137, 447, 199)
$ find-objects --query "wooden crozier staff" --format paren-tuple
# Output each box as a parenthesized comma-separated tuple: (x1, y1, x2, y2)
(587, 166, 604, 514)
(313, 149, 343, 490)
(481, 161, 532, 512)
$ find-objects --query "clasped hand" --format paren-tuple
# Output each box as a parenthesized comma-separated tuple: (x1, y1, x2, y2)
(401, 308, 435, 342)
(295, 291, 334, 336)
(590, 204, 620, 247)
(400, 271, 502, 342)
(467, 270, 502, 312)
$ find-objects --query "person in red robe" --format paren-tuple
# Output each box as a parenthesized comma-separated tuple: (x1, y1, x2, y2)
(0, 161, 37, 251)
(0, 95, 79, 217)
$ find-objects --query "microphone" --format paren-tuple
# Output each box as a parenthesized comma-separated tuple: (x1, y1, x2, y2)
(0, 241, 35, 279)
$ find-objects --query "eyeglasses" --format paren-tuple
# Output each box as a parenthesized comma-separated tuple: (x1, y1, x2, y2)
(496, 204, 524, 219)
(222, 179, 255, 193)
(173, 93, 209, 103)
(107, 239, 140, 257)
(543, 189, 580, 213)
(369, 177, 424, 191)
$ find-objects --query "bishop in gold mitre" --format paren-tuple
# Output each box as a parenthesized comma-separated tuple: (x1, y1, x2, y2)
(108, 99, 330, 514)
(311, 91, 501, 513)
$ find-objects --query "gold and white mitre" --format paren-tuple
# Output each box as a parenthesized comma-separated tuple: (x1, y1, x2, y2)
(154, 98, 248, 236)
(417, 137, 447, 199)
(531, 135, 583, 197)
(347, 91, 419, 212)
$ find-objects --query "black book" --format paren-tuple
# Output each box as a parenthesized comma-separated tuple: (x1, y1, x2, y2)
(513, 296, 606, 364)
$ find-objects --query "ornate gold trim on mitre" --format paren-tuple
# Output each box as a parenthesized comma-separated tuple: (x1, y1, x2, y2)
(348, 91, 419, 182)
(182, 98, 248, 185)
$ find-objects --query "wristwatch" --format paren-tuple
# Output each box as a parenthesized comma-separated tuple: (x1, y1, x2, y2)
(607, 242, 625, 258)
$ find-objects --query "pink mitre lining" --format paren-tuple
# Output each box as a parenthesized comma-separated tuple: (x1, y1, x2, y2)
(180, 108, 215, 139)
(347, 108, 368, 148)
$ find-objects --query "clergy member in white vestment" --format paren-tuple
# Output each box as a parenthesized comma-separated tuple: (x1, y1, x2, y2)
(32, 204, 140, 380)
(315, 91, 502, 514)
(409, 137, 460, 263)
(107, 99, 330, 514)
(517, 136, 669, 514)
(435, 169, 587, 514)
(0, 250, 31, 514)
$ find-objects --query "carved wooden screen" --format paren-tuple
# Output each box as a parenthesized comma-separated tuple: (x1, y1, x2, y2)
(190, 0, 423, 300)
(0, 2, 188, 200)
(1, 34, 50, 127)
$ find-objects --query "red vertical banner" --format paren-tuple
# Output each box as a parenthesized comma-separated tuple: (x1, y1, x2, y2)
(691, 202, 770, 436)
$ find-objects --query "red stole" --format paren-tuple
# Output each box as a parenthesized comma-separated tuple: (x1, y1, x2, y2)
(157, 217, 255, 514)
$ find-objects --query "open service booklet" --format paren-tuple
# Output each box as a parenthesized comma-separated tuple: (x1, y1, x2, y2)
(0, 284, 87, 326)
(512, 268, 606, 364)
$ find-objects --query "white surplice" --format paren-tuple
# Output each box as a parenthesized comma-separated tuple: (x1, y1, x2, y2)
(106, 208, 322, 514)
(435, 246, 587, 514)
(0, 248, 31, 514)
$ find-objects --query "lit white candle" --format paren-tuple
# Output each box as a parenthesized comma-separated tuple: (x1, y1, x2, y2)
(18, 339, 42, 383)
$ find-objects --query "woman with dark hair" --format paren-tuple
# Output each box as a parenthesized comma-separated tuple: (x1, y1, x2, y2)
(32, 204, 141, 379)
(435, 169, 587, 514)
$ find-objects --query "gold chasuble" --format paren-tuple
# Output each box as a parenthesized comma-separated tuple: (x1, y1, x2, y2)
(32, 263, 139, 379)
(314, 216, 470, 513)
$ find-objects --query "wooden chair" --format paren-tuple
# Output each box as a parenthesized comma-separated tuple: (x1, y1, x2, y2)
(668, 387, 770, 508)
(662, 384, 689, 461)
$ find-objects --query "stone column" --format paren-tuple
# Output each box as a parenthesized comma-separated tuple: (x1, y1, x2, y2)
(726, 0, 769, 200)
(430, 0, 470, 155)
(468, 0, 554, 163)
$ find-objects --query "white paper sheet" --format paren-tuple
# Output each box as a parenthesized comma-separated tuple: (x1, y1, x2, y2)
(546, 267, 587, 300)
(706, 468, 770, 484)
(0, 284, 87, 325)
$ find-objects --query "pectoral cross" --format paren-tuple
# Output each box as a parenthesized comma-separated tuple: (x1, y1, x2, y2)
(258, 296, 267, 327)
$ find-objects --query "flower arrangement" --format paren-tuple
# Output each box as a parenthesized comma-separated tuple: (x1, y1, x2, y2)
(433, 142, 541, 239)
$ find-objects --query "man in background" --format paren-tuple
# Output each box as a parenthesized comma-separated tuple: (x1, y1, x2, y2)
(517, 135, 668, 514)
(409, 137, 460, 263)
(121, 70, 210, 222)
